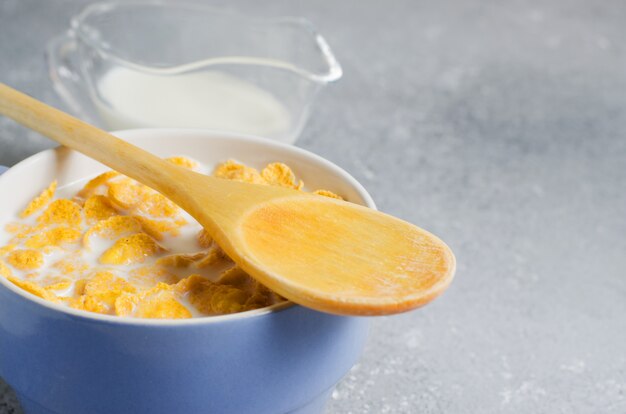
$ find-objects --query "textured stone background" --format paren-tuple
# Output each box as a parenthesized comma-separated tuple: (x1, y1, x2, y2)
(1, 0, 626, 413)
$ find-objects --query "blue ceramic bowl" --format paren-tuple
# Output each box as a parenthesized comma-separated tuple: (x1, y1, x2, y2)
(0, 130, 374, 414)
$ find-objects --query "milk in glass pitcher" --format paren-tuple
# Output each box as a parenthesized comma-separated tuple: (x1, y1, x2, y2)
(47, 2, 342, 144)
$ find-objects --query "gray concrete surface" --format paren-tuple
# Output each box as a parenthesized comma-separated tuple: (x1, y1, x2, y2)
(2, 0, 626, 413)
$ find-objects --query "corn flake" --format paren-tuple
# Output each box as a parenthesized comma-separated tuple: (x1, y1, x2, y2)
(136, 193, 179, 218)
(261, 162, 303, 189)
(213, 160, 266, 185)
(197, 229, 213, 248)
(84, 271, 136, 296)
(7, 249, 44, 270)
(156, 252, 206, 268)
(83, 216, 142, 248)
(175, 274, 249, 315)
(107, 179, 147, 210)
(217, 266, 273, 310)
(84, 195, 118, 223)
(313, 189, 343, 200)
(128, 266, 179, 290)
(166, 156, 198, 170)
(82, 271, 137, 309)
(66, 295, 108, 314)
(0, 260, 13, 277)
(134, 216, 183, 241)
(38, 275, 73, 291)
(37, 199, 82, 227)
(115, 283, 191, 319)
(195, 244, 228, 268)
(99, 233, 165, 265)
(0, 244, 16, 257)
(51, 254, 90, 278)
(7, 276, 58, 302)
(25, 227, 81, 250)
(77, 171, 119, 199)
(74, 279, 88, 296)
(244, 293, 272, 309)
(6, 224, 39, 245)
(5, 222, 33, 234)
(21, 181, 57, 218)
(217, 266, 251, 287)
(108, 179, 180, 218)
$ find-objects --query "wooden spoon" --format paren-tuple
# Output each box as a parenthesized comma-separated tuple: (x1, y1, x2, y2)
(0, 83, 455, 316)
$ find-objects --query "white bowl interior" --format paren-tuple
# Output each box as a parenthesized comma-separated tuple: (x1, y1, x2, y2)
(0, 128, 375, 324)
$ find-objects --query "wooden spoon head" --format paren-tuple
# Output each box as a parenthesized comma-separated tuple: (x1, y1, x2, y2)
(230, 195, 455, 316)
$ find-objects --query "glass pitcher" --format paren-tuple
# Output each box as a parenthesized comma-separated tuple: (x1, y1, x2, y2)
(46, 2, 342, 144)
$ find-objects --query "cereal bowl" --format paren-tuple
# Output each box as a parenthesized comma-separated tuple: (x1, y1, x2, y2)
(0, 129, 375, 414)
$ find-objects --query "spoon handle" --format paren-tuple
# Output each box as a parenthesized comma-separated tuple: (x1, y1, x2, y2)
(0, 82, 181, 194)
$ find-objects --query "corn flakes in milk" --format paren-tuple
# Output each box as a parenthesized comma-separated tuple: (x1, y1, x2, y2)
(0, 156, 343, 319)
(83, 195, 118, 223)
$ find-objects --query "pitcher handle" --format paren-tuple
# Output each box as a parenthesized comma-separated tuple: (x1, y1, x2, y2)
(46, 32, 98, 124)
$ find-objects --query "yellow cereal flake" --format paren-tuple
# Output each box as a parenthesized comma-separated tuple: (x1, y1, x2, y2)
(7, 276, 58, 302)
(51, 255, 90, 277)
(0, 260, 13, 277)
(217, 266, 251, 287)
(107, 179, 148, 210)
(245, 292, 274, 309)
(6, 224, 39, 245)
(213, 160, 266, 184)
(156, 252, 206, 268)
(128, 266, 179, 289)
(84, 271, 136, 296)
(197, 229, 213, 248)
(6, 222, 33, 234)
(175, 274, 249, 315)
(136, 193, 179, 218)
(38, 276, 73, 291)
(76, 171, 119, 199)
(37, 199, 82, 227)
(261, 162, 303, 189)
(166, 156, 198, 170)
(99, 233, 165, 265)
(22, 272, 39, 280)
(25, 227, 81, 249)
(0, 244, 16, 257)
(82, 271, 137, 308)
(215, 267, 275, 310)
(173, 274, 204, 293)
(74, 279, 88, 295)
(84, 195, 118, 222)
(313, 189, 343, 200)
(66, 295, 108, 314)
(195, 244, 229, 268)
(7, 249, 44, 270)
(134, 216, 183, 241)
(66, 272, 137, 315)
(108, 180, 180, 218)
(115, 283, 191, 319)
(20, 181, 57, 218)
(83, 216, 142, 247)
(47, 281, 72, 291)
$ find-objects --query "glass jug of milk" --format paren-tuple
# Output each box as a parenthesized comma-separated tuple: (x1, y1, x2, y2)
(47, 2, 342, 144)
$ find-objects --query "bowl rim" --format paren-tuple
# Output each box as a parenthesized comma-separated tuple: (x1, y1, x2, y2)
(0, 128, 375, 326)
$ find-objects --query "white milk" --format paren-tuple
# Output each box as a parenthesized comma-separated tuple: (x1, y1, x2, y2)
(95, 68, 292, 141)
